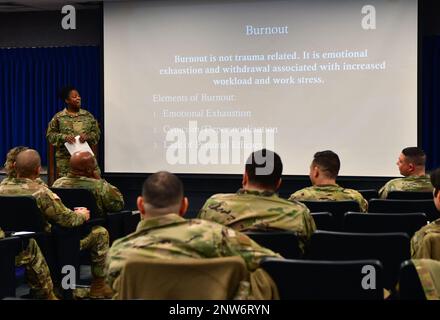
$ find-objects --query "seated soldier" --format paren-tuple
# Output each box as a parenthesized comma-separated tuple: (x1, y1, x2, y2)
(411, 167, 440, 259)
(1, 146, 46, 186)
(289, 150, 368, 212)
(52, 151, 124, 215)
(105, 171, 281, 296)
(0, 149, 113, 299)
(197, 149, 315, 254)
(379, 147, 433, 198)
(0, 228, 57, 299)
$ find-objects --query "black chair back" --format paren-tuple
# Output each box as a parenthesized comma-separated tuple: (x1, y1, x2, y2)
(343, 212, 428, 237)
(244, 231, 301, 259)
(261, 258, 384, 300)
(368, 199, 438, 222)
(388, 191, 433, 200)
(0, 196, 46, 232)
(398, 260, 426, 300)
(309, 230, 410, 289)
(50, 188, 101, 219)
(0, 195, 81, 299)
(0, 236, 20, 298)
(300, 200, 360, 230)
(358, 189, 379, 201)
(311, 212, 335, 231)
(123, 211, 141, 236)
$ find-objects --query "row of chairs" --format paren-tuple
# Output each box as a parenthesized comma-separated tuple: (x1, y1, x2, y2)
(301, 198, 437, 229)
(358, 190, 433, 201)
(246, 230, 410, 289)
(261, 258, 425, 300)
(311, 211, 427, 236)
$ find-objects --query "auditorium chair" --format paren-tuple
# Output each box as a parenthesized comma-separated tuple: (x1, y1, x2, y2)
(300, 200, 360, 230)
(387, 191, 433, 200)
(368, 198, 438, 222)
(123, 211, 141, 236)
(311, 212, 335, 231)
(308, 230, 410, 289)
(357, 189, 379, 201)
(0, 195, 81, 299)
(261, 257, 384, 300)
(50, 187, 130, 242)
(244, 231, 302, 259)
(398, 260, 426, 300)
(0, 236, 21, 299)
(343, 212, 427, 238)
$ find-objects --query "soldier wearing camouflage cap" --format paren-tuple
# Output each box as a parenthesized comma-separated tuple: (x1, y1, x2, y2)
(46, 86, 101, 177)
(0, 149, 112, 299)
(411, 167, 440, 259)
(52, 151, 124, 216)
(289, 150, 368, 212)
(1, 146, 46, 186)
(379, 147, 433, 199)
(198, 149, 316, 254)
(106, 171, 280, 294)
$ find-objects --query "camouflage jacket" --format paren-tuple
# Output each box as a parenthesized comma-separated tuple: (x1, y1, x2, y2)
(46, 108, 100, 158)
(412, 259, 440, 300)
(289, 184, 368, 212)
(0, 178, 86, 232)
(52, 174, 124, 215)
(1, 177, 46, 187)
(198, 189, 316, 254)
(105, 213, 280, 290)
(411, 218, 440, 259)
(379, 175, 433, 199)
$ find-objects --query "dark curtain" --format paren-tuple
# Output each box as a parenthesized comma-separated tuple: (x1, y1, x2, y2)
(422, 36, 440, 171)
(0, 46, 101, 167)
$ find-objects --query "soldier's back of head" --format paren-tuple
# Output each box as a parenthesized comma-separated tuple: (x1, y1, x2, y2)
(15, 149, 41, 179)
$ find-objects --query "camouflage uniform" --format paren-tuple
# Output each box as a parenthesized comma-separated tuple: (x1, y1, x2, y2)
(198, 189, 316, 254)
(411, 219, 440, 259)
(46, 108, 101, 177)
(412, 259, 440, 300)
(52, 174, 124, 216)
(0, 178, 109, 278)
(0, 228, 54, 299)
(289, 184, 368, 213)
(105, 213, 280, 291)
(379, 175, 433, 199)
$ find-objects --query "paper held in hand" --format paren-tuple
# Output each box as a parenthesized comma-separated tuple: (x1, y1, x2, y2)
(64, 135, 95, 156)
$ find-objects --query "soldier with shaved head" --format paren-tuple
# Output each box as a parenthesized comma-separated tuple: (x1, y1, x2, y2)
(379, 147, 433, 198)
(289, 150, 368, 212)
(53, 151, 124, 216)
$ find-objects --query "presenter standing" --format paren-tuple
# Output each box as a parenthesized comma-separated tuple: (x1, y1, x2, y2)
(47, 86, 101, 177)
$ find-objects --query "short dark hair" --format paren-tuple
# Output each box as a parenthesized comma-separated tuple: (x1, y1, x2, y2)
(402, 147, 426, 167)
(430, 168, 440, 197)
(245, 149, 282, 189)
(59, 85, 78, 101)
(312, 150, 340, 179)
(142, 171, 183, 208)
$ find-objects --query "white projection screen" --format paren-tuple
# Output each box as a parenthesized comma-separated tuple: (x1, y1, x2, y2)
(104, 0, 418, 176)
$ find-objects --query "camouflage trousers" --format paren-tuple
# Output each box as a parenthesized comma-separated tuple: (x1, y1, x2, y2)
(15, 238, 54, 299)
(56, 155, 101, 178)
(80, 226, 109, 278)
